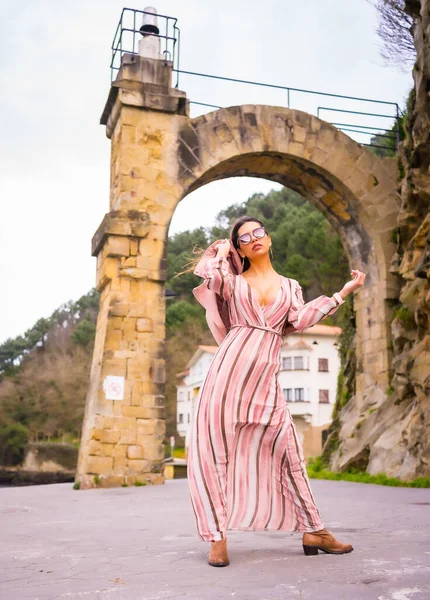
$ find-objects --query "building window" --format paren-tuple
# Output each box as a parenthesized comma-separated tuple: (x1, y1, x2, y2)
(178, 391, 184, 402)
(294, 356, 304, 370)
(179, 414, 184, 423)
(318, 358, 329, 372)
(188, 391, 191, 401)
(283, 388, 293, 401)
(294, 388, 305, 401)
(187, 414, 191, 423)
(282, 357, 292, 370)
(319, 389, 329, 403)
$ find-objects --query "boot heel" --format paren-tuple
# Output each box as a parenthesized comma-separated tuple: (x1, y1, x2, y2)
(303, 545, 319, 556)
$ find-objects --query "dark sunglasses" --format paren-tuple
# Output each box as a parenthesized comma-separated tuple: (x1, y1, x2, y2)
(237, 226, 267, 245)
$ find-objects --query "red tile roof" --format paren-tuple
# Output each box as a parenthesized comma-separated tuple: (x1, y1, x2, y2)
(293, 324, 342, 336)
(197, 345, 218, 354)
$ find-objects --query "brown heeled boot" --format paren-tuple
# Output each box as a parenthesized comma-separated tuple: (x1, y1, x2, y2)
(302, 528, 353, 555)
(208, 538, 229, 566)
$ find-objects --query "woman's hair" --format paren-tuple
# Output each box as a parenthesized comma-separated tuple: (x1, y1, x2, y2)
(173, 215, 267, 278)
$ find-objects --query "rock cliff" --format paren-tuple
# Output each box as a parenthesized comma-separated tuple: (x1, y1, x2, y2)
(328, 0, 430, 479)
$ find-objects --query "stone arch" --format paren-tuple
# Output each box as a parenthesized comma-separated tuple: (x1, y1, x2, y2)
(175, 105, 400, 403)
(76, 55, 402, 488)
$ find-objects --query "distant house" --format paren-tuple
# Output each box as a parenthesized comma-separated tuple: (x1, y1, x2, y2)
(176, 345, 218, 446)
(278, 323, 342, 458)
(176, 324, 342, 459)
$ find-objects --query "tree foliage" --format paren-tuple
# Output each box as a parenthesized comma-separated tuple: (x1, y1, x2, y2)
(0, 423, 29, 466)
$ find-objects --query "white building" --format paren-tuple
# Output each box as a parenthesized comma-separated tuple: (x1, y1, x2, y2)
(176, 324, 342, 458)
(176, 345, 218, 442)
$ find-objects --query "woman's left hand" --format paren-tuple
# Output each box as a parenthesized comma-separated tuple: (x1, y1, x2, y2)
(342, 270, 366, 295)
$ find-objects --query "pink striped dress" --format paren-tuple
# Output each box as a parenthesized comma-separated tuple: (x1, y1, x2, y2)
(187, 254, 342, 542)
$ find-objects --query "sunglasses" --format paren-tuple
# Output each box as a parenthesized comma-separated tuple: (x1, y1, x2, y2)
(237, 226, 267, 245)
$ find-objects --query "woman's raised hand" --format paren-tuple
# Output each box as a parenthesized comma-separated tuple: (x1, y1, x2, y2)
(215, 239, 232, 258)
(342, 269, 366, 295)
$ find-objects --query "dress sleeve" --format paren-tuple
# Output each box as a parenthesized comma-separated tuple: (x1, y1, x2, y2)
(202, 254, 235, 301)
(287, 279, 341, 332)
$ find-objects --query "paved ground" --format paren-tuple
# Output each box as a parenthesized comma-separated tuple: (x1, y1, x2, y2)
(0, 478, 429, 600)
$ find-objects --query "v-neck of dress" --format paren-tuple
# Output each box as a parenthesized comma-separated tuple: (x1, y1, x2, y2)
(239, 274, 284, 311)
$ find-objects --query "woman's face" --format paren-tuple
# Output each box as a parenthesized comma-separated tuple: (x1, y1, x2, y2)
(236, 221, 271, 260)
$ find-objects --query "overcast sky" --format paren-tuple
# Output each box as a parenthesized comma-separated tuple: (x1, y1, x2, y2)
(0, 0, 412, 344)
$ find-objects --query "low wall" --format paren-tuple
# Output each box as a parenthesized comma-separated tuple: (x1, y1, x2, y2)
(0, 443, 78, 486)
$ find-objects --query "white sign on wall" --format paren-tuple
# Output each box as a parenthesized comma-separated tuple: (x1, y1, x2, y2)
(103, 375, 125, 401)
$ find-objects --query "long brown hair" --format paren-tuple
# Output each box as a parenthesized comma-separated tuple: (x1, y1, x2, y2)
(173, 215, 266, 278)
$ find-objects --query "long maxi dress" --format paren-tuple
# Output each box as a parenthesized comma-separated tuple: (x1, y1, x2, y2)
(187, 251, 343, 542)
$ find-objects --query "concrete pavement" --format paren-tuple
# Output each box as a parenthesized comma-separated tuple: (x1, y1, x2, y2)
(0, 478, 429, 600)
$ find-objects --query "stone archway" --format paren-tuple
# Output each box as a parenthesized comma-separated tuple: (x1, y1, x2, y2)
(177, 105, 400, 406)
(75, 54, 400, 488)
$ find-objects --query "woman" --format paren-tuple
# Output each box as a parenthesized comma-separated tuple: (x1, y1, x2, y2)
(186, 216, 366, 567)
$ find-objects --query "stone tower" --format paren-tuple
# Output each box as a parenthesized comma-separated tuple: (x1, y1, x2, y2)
(75, 45, 188, 488)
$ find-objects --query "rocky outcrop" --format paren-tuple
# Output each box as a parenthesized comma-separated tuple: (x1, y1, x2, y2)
(328, 0, 430, 479)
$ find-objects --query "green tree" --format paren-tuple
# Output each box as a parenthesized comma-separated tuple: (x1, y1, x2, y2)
(0, 423, 29, 466)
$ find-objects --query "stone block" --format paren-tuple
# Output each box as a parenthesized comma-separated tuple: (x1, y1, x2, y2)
(121, 257, 137, 269)
(106, 236, 130, 257)
(110, 317, 124, 330)
(102, 257, 120, 280)
(121, 124, 136, 145)
(86, 455, 113, 475)
(113, 443, 127, 458)
(128, 303, 148, 318)
(130, 239, 139, 255)
(127, 459, 152, 474)
(134, 474, 154, 484)
(119, 429, 137, 445)
(105, 328, 123, 350)
(123, 318, 138, 340)
(136, 318, 153, 332)
(293, 125, 307, 144)
(126, 357, 150, 380)
(116, 416, 136, 430)
(164, 464, 174, 480)
(151, 359, 165, 383)
(137, 419, 156, 435)
(143, 443, 164, 461)
(100, 429, 121, 444)
(145, 473, 164, 485)
(88, 440, 104, 456)
(127, 445, 145, 459)
(91, 429, 103, 441)
(102, 358, 127, 378)
(113, 456, 127, 474)
(109, 302, 129, 317)
(154, 419, 166, 437)
(99, 475, 125, 488)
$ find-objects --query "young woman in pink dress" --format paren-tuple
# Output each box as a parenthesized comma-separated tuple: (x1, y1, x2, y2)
(186, 215, 366, 567)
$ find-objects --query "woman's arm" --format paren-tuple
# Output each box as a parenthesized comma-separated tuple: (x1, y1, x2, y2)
(287, 269, 366, 332)
(287, 281, 341, 332)
(201, 241, 235, 301)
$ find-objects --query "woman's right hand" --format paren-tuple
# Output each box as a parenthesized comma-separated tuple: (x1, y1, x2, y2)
(215, 239, 231, 258)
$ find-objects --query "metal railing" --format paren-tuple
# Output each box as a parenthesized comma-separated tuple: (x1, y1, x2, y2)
(110, 7, 180, 85)
(174, 69, 400, 151)
(109, 10, 401, 152)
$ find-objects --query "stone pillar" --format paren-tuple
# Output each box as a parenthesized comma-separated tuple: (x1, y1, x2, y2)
(75, 54, 187, 488)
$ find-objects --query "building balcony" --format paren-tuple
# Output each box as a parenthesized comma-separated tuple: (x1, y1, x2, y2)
(286, 401, 313, 422)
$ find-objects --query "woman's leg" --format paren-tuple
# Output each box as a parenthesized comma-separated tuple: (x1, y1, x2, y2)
(276, 414, 324, 532)
(187, 395, 229, 542)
